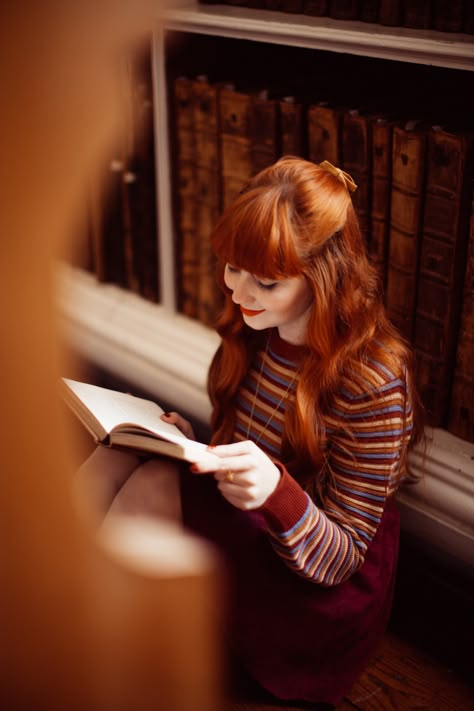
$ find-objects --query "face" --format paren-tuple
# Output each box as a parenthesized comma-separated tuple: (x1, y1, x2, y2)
(224, 264, 313, 345)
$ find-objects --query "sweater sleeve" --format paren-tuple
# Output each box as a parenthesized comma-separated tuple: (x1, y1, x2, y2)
(259, 371, 413, 586)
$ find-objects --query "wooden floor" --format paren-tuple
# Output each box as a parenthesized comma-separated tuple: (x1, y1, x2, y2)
(228, 631, 473, 711)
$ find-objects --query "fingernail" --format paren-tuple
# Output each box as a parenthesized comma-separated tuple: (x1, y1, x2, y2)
(207, 445, 216, 450)
(190, 464, 198, 473)
(164, 412, 171, 417)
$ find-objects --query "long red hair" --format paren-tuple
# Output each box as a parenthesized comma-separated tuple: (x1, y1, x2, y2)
(208, 157, 422, 486)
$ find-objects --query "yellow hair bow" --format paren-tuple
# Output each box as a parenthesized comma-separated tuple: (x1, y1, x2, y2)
(319, 160, 357, 194)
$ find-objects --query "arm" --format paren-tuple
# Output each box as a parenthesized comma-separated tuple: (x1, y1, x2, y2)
(261, 373, 413, 586)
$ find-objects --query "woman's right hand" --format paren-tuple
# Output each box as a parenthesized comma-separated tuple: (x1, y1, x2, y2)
(160, 411, 196, 440)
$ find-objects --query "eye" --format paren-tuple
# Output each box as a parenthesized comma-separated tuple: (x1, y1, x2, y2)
(256, 279, 278, 291)
(225, 263, 240, 274)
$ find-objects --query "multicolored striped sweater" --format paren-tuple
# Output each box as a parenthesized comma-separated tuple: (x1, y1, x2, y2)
(234, 329, 413, 586)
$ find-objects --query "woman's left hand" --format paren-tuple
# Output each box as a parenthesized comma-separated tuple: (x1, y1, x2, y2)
(191, 440, 281, 510)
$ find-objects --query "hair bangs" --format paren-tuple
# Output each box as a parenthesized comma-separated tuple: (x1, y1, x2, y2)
(211, 186, 303, 279)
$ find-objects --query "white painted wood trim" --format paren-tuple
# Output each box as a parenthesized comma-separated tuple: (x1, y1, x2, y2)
(160, 4, 474, 71)
(57, 265, 474, 568)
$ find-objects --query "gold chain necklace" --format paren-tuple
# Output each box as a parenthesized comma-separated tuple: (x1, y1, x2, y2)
(245, 336, 301, 446)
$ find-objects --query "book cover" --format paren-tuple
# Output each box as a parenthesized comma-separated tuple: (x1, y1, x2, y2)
(342, 108, 372, 246)
(307, 101, 343, 166)
(369, 115, 395, 290)
(414, 127, 474, 427)
(448, 182, 474, 442)
(385, 121, 428, 341)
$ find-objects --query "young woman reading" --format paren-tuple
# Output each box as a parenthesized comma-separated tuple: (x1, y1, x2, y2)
(78, 157, 422, 709)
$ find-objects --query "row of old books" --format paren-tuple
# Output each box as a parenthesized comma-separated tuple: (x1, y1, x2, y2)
(198, 0, 474, 34)
(74, 40, 160, 303)
(170, 74, 474, 442)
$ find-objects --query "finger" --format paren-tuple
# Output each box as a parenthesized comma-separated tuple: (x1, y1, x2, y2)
(213, 456, 255, 482)
(207, 440, 256, 458)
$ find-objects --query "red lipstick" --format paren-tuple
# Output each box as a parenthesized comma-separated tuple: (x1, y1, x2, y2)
(240, 306, 265, 317)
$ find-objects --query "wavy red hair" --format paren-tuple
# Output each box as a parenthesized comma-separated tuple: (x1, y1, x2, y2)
(208, 157, 422, 488)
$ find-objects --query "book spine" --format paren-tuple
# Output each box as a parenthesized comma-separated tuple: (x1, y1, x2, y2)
(402, 0, 432, 29)
(173, 76, 198, 319)
(250, 90, 281, 174)
(193, 78, 225, 327)
(307, 102, 343, 167)
(330, 0, 360, 20)
(280, 96, 306, 157)
(414, 128, 474, 427)
(303, 0, 329, 15)
(378, 0, 401, 25)
(359, 0, 379, 22)
(448, 182, 474, 442)
(369, 116, 394, 289)
(385, 122, 428, 341)
(279, 0, 305, 12)
(432, 0, 465, 33)
(219, 86, 254, 208)
(341, 108, 372, 246)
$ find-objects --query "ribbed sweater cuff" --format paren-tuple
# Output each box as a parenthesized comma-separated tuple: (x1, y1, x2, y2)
(260, 463, 310, 532)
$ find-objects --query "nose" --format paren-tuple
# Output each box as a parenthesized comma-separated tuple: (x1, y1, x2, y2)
(230, 271, 255, 306)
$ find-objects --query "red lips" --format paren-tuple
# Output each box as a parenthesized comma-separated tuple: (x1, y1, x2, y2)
(240, 306, 265, 317)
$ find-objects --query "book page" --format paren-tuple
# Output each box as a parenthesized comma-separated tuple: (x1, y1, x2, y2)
(62, 379, 188, 443)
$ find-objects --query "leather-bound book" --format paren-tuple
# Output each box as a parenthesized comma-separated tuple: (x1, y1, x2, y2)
(307, 101, 343, 166)
(250, 89, 280, 174)
(342, 108, 372, 246)
(172, 76, 198, 319)
(219, 85, 254, 208)
(378, 0, 401, 25)
(369, 115, 395, 290)
(385, 120, 428, 341)
(330, 0, 360, 20)
(279, 0, 305, 13)
(192, 77, 225, 327)
(359, 0, 379, 22)
(464, 1, 474, 33)
(303, 0, 328, 16)
(280, 95, 307, 157)
(432, 0, 465, 32)
(402, 0, 432, 28)
(449, 182, 474, 442)
(414, 127, 474, 427)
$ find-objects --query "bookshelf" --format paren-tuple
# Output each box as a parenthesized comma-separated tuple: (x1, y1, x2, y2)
(58, 3, 474, 569)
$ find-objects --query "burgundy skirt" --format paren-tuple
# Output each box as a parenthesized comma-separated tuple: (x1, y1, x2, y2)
(180, 469, 400, 706)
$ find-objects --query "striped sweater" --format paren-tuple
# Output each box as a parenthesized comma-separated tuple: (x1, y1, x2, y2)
(234, 329, 413, 586)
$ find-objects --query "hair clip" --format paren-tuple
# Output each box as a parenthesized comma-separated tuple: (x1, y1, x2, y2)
(319, 160, 357, 194)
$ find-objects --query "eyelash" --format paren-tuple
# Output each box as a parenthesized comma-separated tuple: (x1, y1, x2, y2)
(226, 264, 278, 291)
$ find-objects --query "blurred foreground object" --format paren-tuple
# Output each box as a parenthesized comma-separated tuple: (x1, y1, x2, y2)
(0, 2, 223, 709)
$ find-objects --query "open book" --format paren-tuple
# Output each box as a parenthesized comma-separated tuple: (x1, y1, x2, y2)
(60, 378, 220, 467)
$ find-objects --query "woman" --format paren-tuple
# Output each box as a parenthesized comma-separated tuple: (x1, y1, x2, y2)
(79, 157, 422, 708)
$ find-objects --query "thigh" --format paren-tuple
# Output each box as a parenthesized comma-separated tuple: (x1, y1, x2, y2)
(108, 456, 183, 523)
(75, 446, 145, 521)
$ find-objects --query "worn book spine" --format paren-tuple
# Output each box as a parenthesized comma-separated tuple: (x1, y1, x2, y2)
(279, 0, 305, 12)
(448, 182, 474, 442)
(342, 108, 372, 246)
(359, 0, 379, 22)
(369, 116, 394, 290)
(173, 76, 198, 319)
(432, 0, 465, 32)
(303, 0, 328, 15)
(250, 90, 281, 174)
(402, 0, 432, 28)
(193, 77, 225, 328)
(307, 102, 343, 167)
(280, 96, 306, 157)
(414, 127, 474, 427)
(385, 121, 428, 341)
(123, 42, 159, 303)
(379, 0, 401, 25)
(219, 86, 254, 208)
(330, 0, 360, 20)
